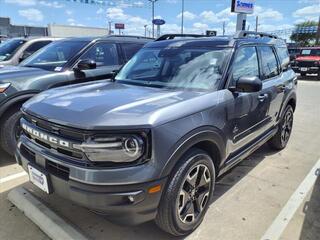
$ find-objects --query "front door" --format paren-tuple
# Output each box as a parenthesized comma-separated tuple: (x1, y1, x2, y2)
(68, 41, 122, 83)
(227, 46, 271, 154)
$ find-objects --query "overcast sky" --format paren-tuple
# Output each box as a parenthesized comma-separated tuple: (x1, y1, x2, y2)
(0, 0, 319, 37)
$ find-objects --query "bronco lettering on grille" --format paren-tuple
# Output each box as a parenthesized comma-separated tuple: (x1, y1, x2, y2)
(22, 123, 70, 148)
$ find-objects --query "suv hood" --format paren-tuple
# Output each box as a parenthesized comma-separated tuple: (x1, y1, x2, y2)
(0, 65, 50, 83)
(23, 81, 216, 129)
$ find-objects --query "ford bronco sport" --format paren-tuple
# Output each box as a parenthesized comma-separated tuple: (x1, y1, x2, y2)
(16, 31, 297, 236)
(0, 35, 151, 155)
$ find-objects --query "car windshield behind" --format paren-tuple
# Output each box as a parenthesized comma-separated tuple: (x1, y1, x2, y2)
(116, 47, 231, 91)
(21, 40, 89, 71)
(0, 39, 26, 61)
(300, 49, 320, 56)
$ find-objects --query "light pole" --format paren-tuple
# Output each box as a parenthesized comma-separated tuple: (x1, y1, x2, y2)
(144, 25, 148, 37)
(148, 0, 158, 38)
(181, 0, 184, 34)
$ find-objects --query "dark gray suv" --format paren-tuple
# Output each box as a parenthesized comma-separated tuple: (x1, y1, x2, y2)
(16, 31, 297, 236)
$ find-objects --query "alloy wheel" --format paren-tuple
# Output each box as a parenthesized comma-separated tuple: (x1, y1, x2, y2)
(281, 110, 293, 146)
(177, 164, 211, 224)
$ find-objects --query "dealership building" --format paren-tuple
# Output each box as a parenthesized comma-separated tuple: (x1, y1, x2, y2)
(0, 17, 108, 38)
(0, 17, 47, 37)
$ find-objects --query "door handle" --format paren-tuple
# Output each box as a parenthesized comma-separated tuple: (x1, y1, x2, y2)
(258, 94, 268, 102)
(278, 85, 286, 92)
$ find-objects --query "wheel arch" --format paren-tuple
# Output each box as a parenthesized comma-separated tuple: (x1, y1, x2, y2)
(0, 92, 38, 122)
(160, 127, 227, 178)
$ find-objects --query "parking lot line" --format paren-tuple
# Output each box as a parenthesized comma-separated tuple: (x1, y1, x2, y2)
(0, 172, 27, 184)
(261, 158, 320, 240)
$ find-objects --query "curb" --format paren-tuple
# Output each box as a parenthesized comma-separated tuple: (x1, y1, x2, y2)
(8, 186, 89, 240)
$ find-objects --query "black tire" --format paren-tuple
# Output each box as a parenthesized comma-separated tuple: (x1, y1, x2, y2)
(155, 148, 215, 236)
(317, 72, 320, 80)
(268, 105, 294, 150)
(0, 107, 23, 156)
(300, 73, 306, 77)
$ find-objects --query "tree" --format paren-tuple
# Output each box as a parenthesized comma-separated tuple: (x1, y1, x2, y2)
(290, 21, 317, 46)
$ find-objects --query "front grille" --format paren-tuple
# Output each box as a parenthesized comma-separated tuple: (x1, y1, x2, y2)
(22, 114, 86, 162)
(297, 61, 317, 68)
(20, 144, 70, 180)
(46, 160, 70, 180)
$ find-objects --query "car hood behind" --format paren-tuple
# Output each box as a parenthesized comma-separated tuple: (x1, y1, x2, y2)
(23, 81, 220, 129)
(0, 65, 50, 84)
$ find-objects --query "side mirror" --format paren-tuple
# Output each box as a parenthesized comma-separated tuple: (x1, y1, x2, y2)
(233, 76, 262, 93)
(19, 52, 32, 63)
(76, 59, 96, 71)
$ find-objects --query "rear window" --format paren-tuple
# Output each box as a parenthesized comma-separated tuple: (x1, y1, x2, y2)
(276, 47, 290, 70)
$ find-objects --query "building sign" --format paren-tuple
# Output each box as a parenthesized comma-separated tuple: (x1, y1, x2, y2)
(152, 19, 166, 26)
(115, 23, 125, 29)
(231, 0, 255, 14)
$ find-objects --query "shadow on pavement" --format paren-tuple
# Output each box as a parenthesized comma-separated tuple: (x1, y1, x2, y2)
(212, 143, 277, 203)
(297, 75, 319, 81)
(299, 169, 320, 240)
(0, 149, 16, 167)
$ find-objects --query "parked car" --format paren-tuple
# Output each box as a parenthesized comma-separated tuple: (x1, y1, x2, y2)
(291, 46, 320, 79)
(0, 35, 151, 155)
(16, 31, 297, 236)
(288, 47, 300, 61)
(0, 35, 8, 43)
(0, 37, 59, 65)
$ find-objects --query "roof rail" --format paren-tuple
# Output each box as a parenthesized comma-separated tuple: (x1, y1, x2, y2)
(105, 35, 154, 40)
(155, 34, 207, 41)
(235, 31, 278, 39)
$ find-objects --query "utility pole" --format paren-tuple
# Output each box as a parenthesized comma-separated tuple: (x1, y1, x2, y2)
(316, 16, 320, 45)
(181, 0, 184, 34)
(148, 0, 158, 38)
(144, 25, 148, 37)
(255, 16, 258, 32)
(222, 21, 225, 36)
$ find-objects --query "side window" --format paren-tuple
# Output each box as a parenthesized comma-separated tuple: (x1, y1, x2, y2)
(24, 41, 52, 54)
(80, 42, 119, 67)
(232, 46, 259, 82)
(276, 47, 290, 71)
(121, 43, 144, 60)
(258, 46, 279, 79)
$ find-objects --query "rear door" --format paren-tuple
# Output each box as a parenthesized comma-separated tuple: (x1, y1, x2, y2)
(257, 45, 285, 125)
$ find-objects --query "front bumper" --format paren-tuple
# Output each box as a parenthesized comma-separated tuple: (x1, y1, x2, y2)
(16, 136, 167, 225)
(292, 66, 319, 74)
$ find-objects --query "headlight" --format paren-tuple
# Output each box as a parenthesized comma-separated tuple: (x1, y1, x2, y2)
(73, 134, 146, 163)
(0, 83, 11, 93)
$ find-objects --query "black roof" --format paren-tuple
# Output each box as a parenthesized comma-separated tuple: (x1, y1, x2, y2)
(145, 31, 287, 49)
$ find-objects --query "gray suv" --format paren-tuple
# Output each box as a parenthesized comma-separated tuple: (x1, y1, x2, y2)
(16, 31, 297, 236)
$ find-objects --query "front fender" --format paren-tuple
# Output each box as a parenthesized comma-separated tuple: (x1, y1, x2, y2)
(159, 126, 226, 178)
(0, 92, 39, 117)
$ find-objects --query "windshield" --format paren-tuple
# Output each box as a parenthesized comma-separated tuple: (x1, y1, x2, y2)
(116, 47, 231, 91)
(21, 40, 89, 71)
(0, 39, 26, 61)
(300, 49, 320, 56)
